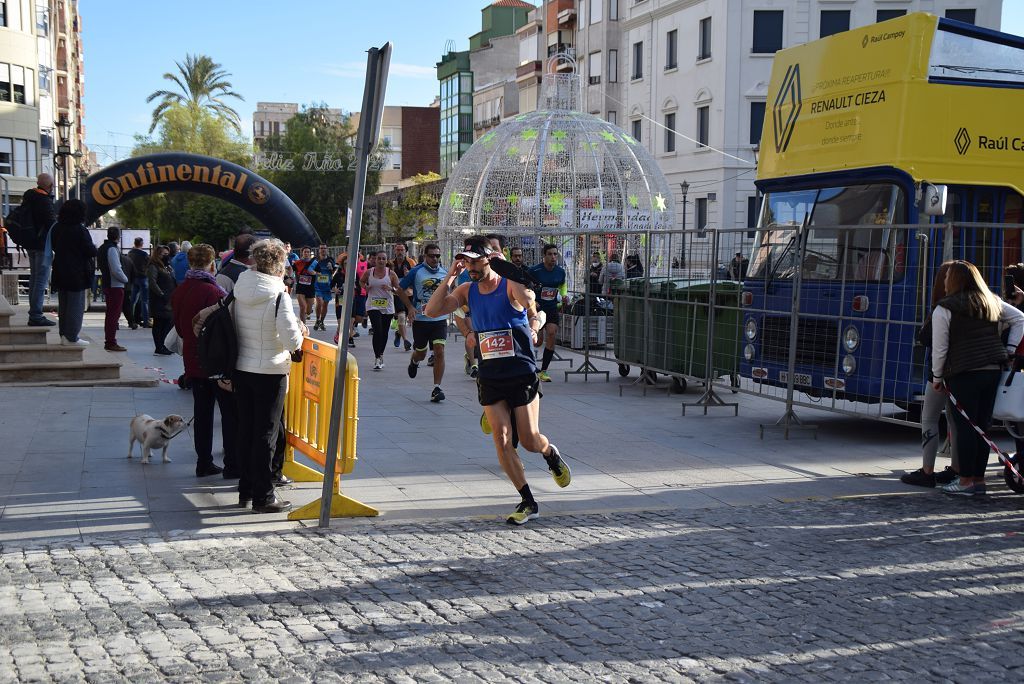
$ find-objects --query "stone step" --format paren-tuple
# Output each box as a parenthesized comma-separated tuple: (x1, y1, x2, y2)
(0, 360, 121, 383)
(0, 376, 158, 388)
(0, 343, 86, 364)
(0, 327, 50, 345)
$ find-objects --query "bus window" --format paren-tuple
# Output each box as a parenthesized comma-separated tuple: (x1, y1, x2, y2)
(750, 183, 906, 281)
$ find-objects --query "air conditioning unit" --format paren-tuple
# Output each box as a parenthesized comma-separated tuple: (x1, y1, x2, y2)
(589, 76, 602, 85)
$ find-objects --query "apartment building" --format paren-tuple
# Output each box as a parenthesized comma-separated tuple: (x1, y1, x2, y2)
(349, 106, 440, 193)
(0, 0, 87, 209)
(252, 102, 299, 149)
(437, 0, 534, 176)
(576, 0, 1000, 240)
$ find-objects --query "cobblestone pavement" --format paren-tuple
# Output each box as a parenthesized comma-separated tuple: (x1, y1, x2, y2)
(2, 494, 1024, 683)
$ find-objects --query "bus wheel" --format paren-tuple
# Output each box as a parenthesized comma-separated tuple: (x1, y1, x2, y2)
(671, 376, 687, 394)
(618, 363, 630, 377)
(1005, 454, 1024, 493)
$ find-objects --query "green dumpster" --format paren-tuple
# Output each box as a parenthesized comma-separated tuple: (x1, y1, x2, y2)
(666, 281, 742, 382)
(612, 277, 648, 368)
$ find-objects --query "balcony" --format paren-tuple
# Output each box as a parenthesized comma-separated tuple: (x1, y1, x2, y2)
(547, 44, 575, 58)
(557, 7, 576, 27)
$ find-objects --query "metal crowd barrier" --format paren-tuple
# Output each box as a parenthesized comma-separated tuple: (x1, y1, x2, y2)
(283, 337, 378, 520)
(435, 222, 1024, 435)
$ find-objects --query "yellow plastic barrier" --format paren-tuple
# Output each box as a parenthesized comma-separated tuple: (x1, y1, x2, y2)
(283, 337, 378, 520)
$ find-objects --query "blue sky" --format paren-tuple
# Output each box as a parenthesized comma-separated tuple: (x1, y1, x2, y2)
(83, 1, 1024, 166)
(82, 0, 492, 164)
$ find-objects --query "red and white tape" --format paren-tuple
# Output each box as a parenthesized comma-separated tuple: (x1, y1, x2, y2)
(941, 381, 1024, 486)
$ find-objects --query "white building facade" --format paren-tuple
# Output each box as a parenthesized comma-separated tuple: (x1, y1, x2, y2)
(576, 0, 1001, 251)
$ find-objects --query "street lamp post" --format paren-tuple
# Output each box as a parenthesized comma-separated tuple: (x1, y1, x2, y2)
(72, 150, 84, 199)
(679, 180, 689, 269)
(55, 114, 72, 201)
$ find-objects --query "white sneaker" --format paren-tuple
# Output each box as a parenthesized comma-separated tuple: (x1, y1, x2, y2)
(61, 337, 90, 346)
(373, 357, 383, 370)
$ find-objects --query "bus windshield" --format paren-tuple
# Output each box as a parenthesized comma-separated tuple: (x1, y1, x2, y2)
(749, 183, 906, 282)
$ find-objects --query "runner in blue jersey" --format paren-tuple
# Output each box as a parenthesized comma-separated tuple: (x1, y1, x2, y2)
(424, 235, 571, 525)
(528, 243, 569, 382)
(400, 243, 449, 402)
(310, 244, 337, 331)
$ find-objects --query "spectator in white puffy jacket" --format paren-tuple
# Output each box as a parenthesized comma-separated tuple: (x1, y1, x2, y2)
(231, 238, 307, 514)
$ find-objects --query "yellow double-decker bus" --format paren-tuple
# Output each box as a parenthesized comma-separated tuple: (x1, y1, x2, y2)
(742, 12, 1024, 412)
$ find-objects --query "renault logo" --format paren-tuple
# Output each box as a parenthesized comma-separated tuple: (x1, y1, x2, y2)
(773, 64, 802, 154)
(954, 127, 971, 155)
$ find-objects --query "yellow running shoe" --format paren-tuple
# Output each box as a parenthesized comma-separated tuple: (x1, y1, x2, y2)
(545, 444, 571, 488)
(538, 370, 552, 382)
(480, 412, 492, 435)
(506, 500, 539, 525)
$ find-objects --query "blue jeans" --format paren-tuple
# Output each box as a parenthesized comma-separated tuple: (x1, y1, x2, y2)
(57, 290, 87, 342)
(131, 275, 149, 322)
(27, 249, 51, 322)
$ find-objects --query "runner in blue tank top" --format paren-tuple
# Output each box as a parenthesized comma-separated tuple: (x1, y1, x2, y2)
(424, 235, 572, 525)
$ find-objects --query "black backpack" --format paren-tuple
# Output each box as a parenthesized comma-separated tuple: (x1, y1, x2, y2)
(197, 292, 287, 378)
(3, 203, 44, 250)
(196, 293, 237, 378)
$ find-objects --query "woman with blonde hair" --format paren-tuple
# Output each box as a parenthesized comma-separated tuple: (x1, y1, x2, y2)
(931, 260, 1024, 495)
(232, 239, 307, 513)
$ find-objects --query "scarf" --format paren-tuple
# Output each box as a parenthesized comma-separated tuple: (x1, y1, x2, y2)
(186, 269, 227, 296)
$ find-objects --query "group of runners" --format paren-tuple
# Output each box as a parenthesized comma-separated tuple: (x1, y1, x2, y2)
(287, 235, 572, 525)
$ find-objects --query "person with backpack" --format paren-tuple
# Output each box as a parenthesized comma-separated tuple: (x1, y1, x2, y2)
(171, 244, 235, 478)
(216, 233, 255, 294)
(20, 174, 57, 326)
(231, 239, 307, 513)
(49, 199, 96, 346)
(96, 227, 129, 352)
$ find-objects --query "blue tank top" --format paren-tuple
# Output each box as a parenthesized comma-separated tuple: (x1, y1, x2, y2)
(468, 278, 536, 379)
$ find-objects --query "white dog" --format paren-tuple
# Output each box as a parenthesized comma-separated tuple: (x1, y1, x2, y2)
(128, 414, 186, 464)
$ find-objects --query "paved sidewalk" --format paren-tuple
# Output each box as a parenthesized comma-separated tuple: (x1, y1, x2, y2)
(0, 301, 1019, 542)
(1, 497, 1023, 682)
(3, 302, 1024, 681)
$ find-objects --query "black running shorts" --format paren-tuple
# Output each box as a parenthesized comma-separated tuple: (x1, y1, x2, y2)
(477, 373, 542, 408)
(412, 320, 447, 351)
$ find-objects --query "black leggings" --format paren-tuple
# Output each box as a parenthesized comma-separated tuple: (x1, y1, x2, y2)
(152, 316, 173, 352)
(367, 309, 394, 357)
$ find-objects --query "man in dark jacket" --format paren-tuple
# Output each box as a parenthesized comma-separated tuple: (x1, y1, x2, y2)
(127, 237, 150, 326)
(23, 174, 57, 326)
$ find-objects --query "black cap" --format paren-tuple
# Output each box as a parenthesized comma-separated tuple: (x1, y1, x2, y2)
(456, 235, 494, 260)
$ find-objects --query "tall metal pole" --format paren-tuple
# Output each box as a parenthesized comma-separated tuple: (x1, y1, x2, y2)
(318, 43, 392, 528)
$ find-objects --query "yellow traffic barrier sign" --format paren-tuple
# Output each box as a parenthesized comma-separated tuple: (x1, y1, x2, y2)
(282, 337, 378, 520)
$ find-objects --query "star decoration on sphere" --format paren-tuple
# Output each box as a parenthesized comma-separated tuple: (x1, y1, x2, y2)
(507, 193, 519, 208)
(628, 194, 640, 209)
(547, 191, 567, 214)
(483, 200, 494, 213)
(480, 132, 496, 146)
(507, 145, 520, 157)
(449, 193, 464, 210)
(552, 130, 568, 140)
(653, 194, 667, 212)
(548, 142, 565, 154)
(521, 128, 539, 141)
(622, 134, 638, 145)
(599, 131, 617, 143)
(594, 199, 603, 211)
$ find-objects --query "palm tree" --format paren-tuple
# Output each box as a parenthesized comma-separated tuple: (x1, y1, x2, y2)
(146, 54, 244, 133)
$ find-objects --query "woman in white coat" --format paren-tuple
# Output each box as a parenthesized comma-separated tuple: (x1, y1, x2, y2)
(232, 239, 307, 513)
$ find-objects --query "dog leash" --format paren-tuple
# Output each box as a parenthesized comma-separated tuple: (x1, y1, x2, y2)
(941, 382, 1024, 486)
(158, 416, 195, 442)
